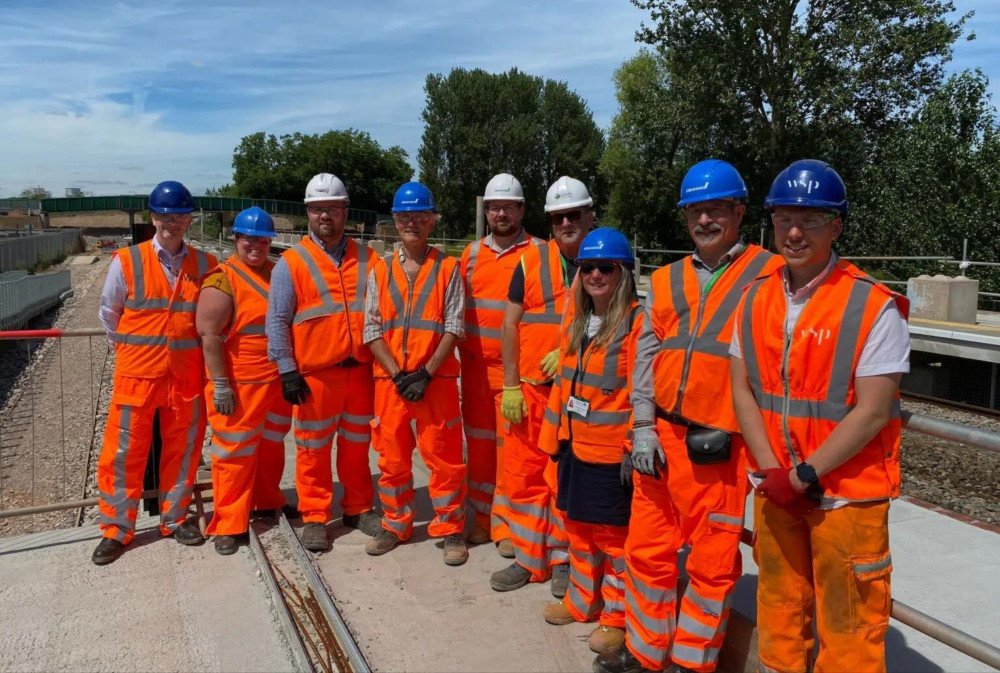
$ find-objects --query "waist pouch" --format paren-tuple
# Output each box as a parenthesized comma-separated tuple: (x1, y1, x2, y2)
(685, 423, 732, 465)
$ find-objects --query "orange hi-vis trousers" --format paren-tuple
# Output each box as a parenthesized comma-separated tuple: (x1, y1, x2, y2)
(754, 496, 892, 673)
(97, 375, 207, 544)
(501, 381, 569, 581)
(564, 518, 628, 628)
(459, 355, 510, 538)
(372, 377, 466, 539)
(625, 420, 747, 672)
(294, 365, 375, 524)
(204, 378, 291, 536)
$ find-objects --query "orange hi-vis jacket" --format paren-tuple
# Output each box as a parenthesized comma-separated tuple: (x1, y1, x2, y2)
(371, 246, 460, 378)
(650, 244, 780, 432)
(283, 236, 374, 373)
(736, 259, 909, 502)
(114, 241, 215, 394)
(541, 303, 644, 464)
(519, 240, 570, 383)
(216, 256, 277, 384)
(459, 234, 541, 362)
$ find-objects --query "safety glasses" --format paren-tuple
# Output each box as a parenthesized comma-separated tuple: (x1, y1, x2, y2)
(486, 204, 520, 215)
(771, 211, 839, 231)
(307, 205, 347, 216)
(394, 212, 435, 225)
(152, 213, 192, 224)
(579, 262, 617, 275)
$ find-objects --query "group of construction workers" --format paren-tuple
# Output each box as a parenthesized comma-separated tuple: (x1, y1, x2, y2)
(93, 155, 908, 673)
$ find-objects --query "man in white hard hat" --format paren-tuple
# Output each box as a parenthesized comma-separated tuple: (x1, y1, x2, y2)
(492, 175, 594, 596)
(459, 173, 542, 554)
(265, 173, 381, 553)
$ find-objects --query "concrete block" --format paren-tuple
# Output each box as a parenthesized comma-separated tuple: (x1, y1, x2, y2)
(367, 239, 385, 255)
(907, 274, 979, 324)
(431, 244, 446, 254)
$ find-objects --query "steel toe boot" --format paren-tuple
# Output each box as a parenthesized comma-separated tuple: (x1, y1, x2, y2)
(91, 538, 124, 566)
(551, 563, 570, 598)
(443, 534, 469, 566)
(343, 510, 382, 537)
(588, 626, 625, 653)
(467, 525, 491, 545)
(214, 535, 238, 556)
(301, 522, 329, 552)
(543, 601, 575, 625)
(593, 644, 654, 673)
(365, 529, 401, 556)
(496, 538, 516, 558)
(173, 521, 205, 546)
(490, 562, 532, 591)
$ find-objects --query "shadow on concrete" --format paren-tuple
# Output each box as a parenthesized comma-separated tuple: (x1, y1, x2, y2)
(886, 626, 944, 673)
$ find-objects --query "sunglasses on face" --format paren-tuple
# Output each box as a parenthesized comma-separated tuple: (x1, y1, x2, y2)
(550, 210, 587, 225)
(579, 262, 617, 275)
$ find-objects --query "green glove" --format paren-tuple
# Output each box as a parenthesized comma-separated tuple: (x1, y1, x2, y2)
(540, 349, 561, 378)
(501, 385, 529, 424)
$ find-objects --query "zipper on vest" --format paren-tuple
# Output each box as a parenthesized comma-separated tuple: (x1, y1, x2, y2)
(781, 314, 802, 466)
(337, 266, 356, 360)
(401, 259, 416, 369)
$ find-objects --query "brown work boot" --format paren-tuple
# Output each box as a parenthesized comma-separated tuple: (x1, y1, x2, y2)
(467, 525, 491, 545)
(301, 522, 328, 552)
(490, 562, 532, 591)
(443, 534, 469, 566)
(588, 625, 626, 653)
(543, 601, 576, 625)
(366, 529, 401, 556)
(496, 537, 515, 558)
(343, 510, 382, 537)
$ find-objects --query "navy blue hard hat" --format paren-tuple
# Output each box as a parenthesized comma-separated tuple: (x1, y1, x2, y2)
(677, 159, 748, 207)
(149, 181, 194, 213)
(764, 159, 848, 215)
(576, 227, 634, 267)
(232, 206, 276, 238)
(392, 182, 436, 213)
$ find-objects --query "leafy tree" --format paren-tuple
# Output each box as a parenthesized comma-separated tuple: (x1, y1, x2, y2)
(418, 68, 605, 238)
(19, 186, 51, 199)
(204, 184, 239, 197)
(230, 129, 412, 211)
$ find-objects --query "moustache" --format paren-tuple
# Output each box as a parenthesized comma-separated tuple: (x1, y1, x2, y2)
(693, 224, 722, 235)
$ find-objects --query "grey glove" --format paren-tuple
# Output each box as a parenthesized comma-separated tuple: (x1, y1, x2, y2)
(631, 426, 666, 478)
(212, 377, 235, 416)
(399, 367, 432, 402)
(620, 452, 634, 486)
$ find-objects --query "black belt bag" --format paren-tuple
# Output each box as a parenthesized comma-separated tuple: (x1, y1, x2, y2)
(685, 423, 732, 465)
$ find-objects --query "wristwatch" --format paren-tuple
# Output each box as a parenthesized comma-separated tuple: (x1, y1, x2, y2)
(795, 462, 819, 485)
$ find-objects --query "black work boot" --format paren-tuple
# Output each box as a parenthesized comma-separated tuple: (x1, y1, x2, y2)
(593, 644, 652, 673)
(172, 521, 205, 546)
(551, 563, 570, 598)
(343, 510, 382, 537)
(667, 664, 697, 673)
(365, 529, 401, 556)
(214, 535, 239, 556)
(301, 523, 329, 552)
(91, 538, 124, 566)
(490, 562, 532, 591)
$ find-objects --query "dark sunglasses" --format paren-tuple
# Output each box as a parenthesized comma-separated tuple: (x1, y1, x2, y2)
(550, 210, 587, 224)
(579, 262, 617, 275)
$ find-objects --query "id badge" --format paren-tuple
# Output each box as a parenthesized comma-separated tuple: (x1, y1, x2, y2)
(566, 396, 590, 418)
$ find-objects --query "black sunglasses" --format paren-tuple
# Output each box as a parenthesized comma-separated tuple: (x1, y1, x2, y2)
(550, 210, 587, 224)
(579, 262, 617, 275)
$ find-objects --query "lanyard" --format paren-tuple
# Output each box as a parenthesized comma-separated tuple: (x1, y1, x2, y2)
(560, 254, 570, 288)
(701, 245, 745, 297)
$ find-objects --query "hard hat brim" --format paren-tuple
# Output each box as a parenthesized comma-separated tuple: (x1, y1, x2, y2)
(764, 197, 848, 215)
(544, 197, 593, 213)
(677, 189, 747, 208)
(303, 196, 349, 204)
(482, 196, 525, 203)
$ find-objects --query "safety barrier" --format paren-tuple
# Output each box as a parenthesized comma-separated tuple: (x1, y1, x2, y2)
(0, 269, 72, 331)
(0, 229, 84, 273)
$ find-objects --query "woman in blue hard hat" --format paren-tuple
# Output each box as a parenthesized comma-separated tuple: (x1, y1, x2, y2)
(535, 227, 643, 655)
(196, 207, 292, 555)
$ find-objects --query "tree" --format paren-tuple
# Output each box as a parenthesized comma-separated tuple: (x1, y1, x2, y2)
(230, 129, 412, 212)
(19, 186, 51, 199)
(204, 184, 239, 197)
(418, 68, 605, 238)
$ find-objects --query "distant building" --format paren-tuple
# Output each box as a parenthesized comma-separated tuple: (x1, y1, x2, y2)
(65, 187, 82, 197)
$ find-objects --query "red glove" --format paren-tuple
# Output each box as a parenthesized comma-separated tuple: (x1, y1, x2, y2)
(756, 467, 806, 507)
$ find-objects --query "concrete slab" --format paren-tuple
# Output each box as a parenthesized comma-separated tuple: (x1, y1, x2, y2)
(69, 255, 98, 265)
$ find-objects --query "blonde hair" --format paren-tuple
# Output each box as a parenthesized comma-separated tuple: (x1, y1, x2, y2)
(565, 265, 635, 356)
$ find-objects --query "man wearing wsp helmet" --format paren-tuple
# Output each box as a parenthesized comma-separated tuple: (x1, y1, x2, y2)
(597, 160, 781, 673)
(93, 180, 217, 565)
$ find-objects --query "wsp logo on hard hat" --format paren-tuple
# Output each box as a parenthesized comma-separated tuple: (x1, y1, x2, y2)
(787, 179, 821, 194)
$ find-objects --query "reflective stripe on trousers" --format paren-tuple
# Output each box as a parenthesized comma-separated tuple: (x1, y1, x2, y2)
(563, 518, 628, 628)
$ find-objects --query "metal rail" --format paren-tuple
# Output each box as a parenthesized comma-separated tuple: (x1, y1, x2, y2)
(902, 409, 1000, 453)
(0, 483, 212, 520)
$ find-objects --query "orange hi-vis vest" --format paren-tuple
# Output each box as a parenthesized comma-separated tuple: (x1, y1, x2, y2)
(459, 233, 541, 363)
(650, 244, 780, 433)
(736, 259, 909, 502)
(283, 236, 374, 373)
(372, 246, 460, 378)
(543, 303, 644, 464)
(519, 240, 570, 383)
(217, 256, 277, 384)
(114, 241, 215, 393)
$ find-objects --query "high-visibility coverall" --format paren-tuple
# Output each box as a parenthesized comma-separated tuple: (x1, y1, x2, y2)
(280, 237, 376, 524)
(538, 302, 643, 629)
(459, 231, 540, 538)
(628, 244, 781, 672)
(367, 247, 466, 540)
(735, 259, 907, 673)
(97, 241, 216, 544)
(504, 239, 571, 581)
(202, 257, 292, 536)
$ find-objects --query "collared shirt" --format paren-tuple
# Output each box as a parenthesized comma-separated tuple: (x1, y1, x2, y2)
(98, 236, 189, 338)
(362, 245, 465, 344)
(266, 231, 352, 373)
(483, 228, 532, 256)
(691, 239, 745, 288)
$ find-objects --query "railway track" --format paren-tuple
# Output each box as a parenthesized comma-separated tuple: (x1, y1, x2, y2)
(901, 391, 1000, 419)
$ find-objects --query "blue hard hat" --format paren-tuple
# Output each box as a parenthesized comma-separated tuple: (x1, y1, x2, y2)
(677, 159, 748, 207)
(764, 159, 848, 215)
(149, 180, 194, 213)
(576, 227, 634, 267)
(232, 206, 276, 238)
(392, 181, 436, 213)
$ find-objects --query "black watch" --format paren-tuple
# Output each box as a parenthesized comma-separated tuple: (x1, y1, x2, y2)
(795, 462, 819, 485)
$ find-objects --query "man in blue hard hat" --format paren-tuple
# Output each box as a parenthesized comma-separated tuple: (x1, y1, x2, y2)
(92, 180, 217, 565)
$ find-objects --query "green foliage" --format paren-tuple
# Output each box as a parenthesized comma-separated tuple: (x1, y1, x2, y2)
(19, 185, 51, 199)
(230, 129, 412, 212)
(204, 184, 240, 197)
(418, 68, 605, 238)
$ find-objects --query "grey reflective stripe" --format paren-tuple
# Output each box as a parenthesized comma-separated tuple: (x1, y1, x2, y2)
(170, 301, 197, 313)
(102, 405, 136, 533)
(465, 426, 495, 440)
(853, 554, 892, 576)
(508, 499, 549, 522)
(111, 333, 168, 347)
(123, 245, 165, 310)
(671, 643, 721, 668)
(296, 415, 339, 432)
(383, 318, 446, 334)
(521, 312, 562, 325)
(604, 572, 625, 591)
(707, 511, 744, 528)
(291, 243, 342, 324)
(512, 538, 546, 572)
(570, 547, 601, 567)
(536, 244, 557, 314)
(267, 412, 293, 425)
(379, 483, 411, 500)
(625, 590, 673, 663)
(562, 366, 627, 391)
(236, 323, 267, 336)
(466, 297, 507, 311)
(676, 611, 719, 641)
(125, 298, 169, 309)
(349, 243, 368, 314)
(213, 424, 264, 444)
(465, 240, 481, 288)
(464, 324, 502, 339)
(567, 576, 600, 619)
(404, 253, 444, 331)
(338, 428, 371, 443)
(262, 429, 285, 442)
(506, 516, 546, 546)
(826, 280, 874, 403)
(295, 434, 334, 450)
(611, 554, 626, 575)
(469, 498, 490, 514)
(194, 249, 210, 278)
(544, 407, 560, 426)
(383, 516, 409, 536)
(686, 587, 728, 617)
(687, 252, 773, 357)
(758, 663, 784, 673)
(445, 415, 462, 429)
(468, 480, 495, 497)
(210, 440, 256, 459)
(341, 412, 374, 426)
(628, 571, 678, 605)
(562, 406, 631, 425)
(740, 280, 765, 398)
(159, 398, 201, 528)
(168, 339, 200, 351)
(228, 262, 269, 300)
(669, 260, 690, 339)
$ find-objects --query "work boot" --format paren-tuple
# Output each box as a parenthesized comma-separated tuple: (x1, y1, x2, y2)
(490, 562, 532, 592)
(551, 563, 570, 598)
(667, 664, 697, 673)
(443, 534, 469, 566)
(467, 525, 491, 545)
(343, 510, 382, 537)
(91, 538, 124, 566)
(496, 538, 516, 558)
(593, 644, 651, 673)
(366, 529, 401, 556)
(214, 535, 239, 556)
(588, 626, 626, 653)
(301, 523, 329, 552)
(543, 601, 575, 625)
(172, 521, 205, 546)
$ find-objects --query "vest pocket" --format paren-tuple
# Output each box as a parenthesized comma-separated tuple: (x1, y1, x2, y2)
(849, 550, 892, 633)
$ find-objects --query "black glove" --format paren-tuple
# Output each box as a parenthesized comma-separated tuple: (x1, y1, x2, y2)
(620, 453, 634, 487)
(398, 367, 432, 402)
(392, 369, 409, 395)
(280, 370, 311, 406)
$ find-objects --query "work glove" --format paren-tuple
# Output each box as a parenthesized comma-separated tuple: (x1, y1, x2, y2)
(631, 426, 666, 479)
(398, 367, 432, 402)
(211, 377, 235, 416)
(539, 349, 561, 378)
(620, 452, 634, 486)
(755, 467, 806, 507)
(392, 369, 409, 395)
(501, 385, 529, 424)
(280, 370, 311, 406)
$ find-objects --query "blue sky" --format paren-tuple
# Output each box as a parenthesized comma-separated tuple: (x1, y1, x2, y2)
(1, 0, 997, 199)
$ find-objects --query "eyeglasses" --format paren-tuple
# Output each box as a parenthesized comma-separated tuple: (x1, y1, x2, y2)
(394, 212, 434, 225)
(152, 213, 192, 224)
(771, 211, 839, 231)
(307, 205, 347, 216)
(684, 204, 736, 220)
(550, 210, 588, 225)
(579, 262, 617, 275)
(486, 204, 520, 215)
(236, 235, 271, 245)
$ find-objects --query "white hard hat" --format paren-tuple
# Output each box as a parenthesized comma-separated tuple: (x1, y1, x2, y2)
(544, 176, 593, 212)
(304, 173, 349, 204)
(483, 173, 524, 202)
